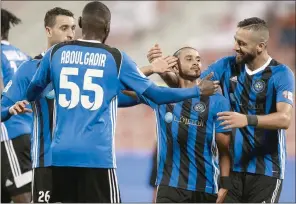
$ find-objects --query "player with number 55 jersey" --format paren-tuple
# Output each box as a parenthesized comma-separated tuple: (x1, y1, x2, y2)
(26, 1, 214, 203)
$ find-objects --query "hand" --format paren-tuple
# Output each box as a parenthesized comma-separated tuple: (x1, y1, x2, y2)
(216, 188, 228, 203)
(9, 100, 32, 115)
(197, 72, 220, 96)
(147, 44, 163, 63)
(217, 111, 248, 129)
(151, 56, 178, 74)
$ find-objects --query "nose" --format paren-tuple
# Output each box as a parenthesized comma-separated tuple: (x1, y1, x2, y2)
(233, 41, 240, 52)
(67, 30, 75, 40)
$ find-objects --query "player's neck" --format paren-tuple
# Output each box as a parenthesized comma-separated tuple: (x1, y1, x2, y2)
(82, 34, 102, 42)
(246, 52, 270, 71)
(179, 78, 196, 88)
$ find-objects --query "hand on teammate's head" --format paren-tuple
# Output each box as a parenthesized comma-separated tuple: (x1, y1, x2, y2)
(151, 56, 178, 74)
(147, 44, 163, 63)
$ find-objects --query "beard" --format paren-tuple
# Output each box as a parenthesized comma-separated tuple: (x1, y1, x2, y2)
(179, 69, 200, 81)
(235, 51, 256, 64)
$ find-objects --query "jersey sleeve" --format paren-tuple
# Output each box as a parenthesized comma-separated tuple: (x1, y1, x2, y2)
(200, 56, 231, 81)
(26, 48, 53, 101)
(274, 66, 295, 106)
(2, 61, 32, 102)
(118, 51, 153, 95)
(138, 94, 157, 109)
(213, 95, 232, 133)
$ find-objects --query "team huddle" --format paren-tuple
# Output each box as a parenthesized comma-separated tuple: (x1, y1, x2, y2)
(1, 1, 294, 203)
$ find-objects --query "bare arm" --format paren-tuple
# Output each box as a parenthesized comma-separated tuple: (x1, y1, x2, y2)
(216, 132, 231, 177)
(257, 102, 292, 129)
(218, 102, 293, 130)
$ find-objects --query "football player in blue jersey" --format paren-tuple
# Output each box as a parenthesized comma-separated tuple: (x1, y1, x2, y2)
(2, 7, 76, 203)
(122, 47, 232, 203)
(25, 1, 219, 203)
(1, 8, 32, 203)
(147, 17, 295, 203)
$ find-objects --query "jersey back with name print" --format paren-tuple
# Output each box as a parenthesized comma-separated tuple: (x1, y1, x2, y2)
(201, 56, 295, 179)
(1, 40, 31, 141)
(28, 40, 152, 168)
(140, 93, 231, 194)
(1, 54, 55, 167)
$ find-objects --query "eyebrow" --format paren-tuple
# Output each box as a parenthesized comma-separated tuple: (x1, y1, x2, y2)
(185, 55, 200, 58)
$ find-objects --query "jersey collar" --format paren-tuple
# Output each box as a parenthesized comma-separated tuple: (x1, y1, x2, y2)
(1, 40, 10, 45)
(77, 39, 101, 43)
(245, 56, 272, 76)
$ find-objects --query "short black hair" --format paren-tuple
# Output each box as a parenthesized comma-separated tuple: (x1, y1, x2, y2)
(44, 7, 74, 28)
(237, 17, 268, 31)
(81, 1, 111, 41)
(1, 9, 21, 40)
(173, 46, 198, 57)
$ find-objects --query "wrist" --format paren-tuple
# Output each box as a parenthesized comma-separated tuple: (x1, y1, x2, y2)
(220, 176, 231, 190)
(247, 115, 258, 126)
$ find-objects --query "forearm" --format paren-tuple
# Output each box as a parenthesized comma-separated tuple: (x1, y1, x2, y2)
(159, 72, 179, 88)
(142, 83, 200, 105)
(118, 92, 140, 108)
(219, 152, 231, 177)
(256, 112, 291, 129)
(140, 65, 155, 77)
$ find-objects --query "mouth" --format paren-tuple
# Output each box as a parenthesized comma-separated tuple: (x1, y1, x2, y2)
(191, 66, 200, 71)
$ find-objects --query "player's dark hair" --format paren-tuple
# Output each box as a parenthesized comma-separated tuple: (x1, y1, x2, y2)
(173, 46, 197, 57)
(237, 17, 268, 31)
(44, 7, 74, 28)
(79, 1, 111, 43)
(1, 9, 21, 40)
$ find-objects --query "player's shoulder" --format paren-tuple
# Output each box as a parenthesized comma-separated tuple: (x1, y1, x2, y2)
(270, 59, 294, 76)
(212, 55, 236, 66)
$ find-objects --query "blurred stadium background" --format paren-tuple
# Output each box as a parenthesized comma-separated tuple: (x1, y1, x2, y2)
(2, 1, 295, 202)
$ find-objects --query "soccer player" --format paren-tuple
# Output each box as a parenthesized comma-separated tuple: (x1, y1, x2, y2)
(1, 7, 76, 203)
(148, 17, 295, 203)
(25, 1, 219, 203)
(1, 8, 32, 203)
(122, 47, 232, 203)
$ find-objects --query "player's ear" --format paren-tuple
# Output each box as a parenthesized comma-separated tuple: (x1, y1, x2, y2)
(102, 22, 110, 44)
(257, 42, 265, 53)
(45, 26, 52, 38)
(78, 17, 82, 28)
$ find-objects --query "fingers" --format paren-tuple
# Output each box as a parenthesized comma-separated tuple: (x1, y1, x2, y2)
(217, 111, 232, 116)
(204, 72, 214, 80)
(9, 107, 17, 115)
(147, 46, 162, 63)
(23, 108, 33, 113)
(217, 116, 231, 121)
(164, 56, 178, 67)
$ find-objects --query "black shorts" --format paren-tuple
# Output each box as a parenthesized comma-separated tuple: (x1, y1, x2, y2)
(149, 147, 157, 187)
(156, 185, 217, 203)
(32, 167, 52, 203)
(51, 167, 121, 203)
(224, 171, 283, 203)
(1, 134, 32, 202)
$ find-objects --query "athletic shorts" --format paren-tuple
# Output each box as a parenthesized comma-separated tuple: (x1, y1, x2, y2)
(224, 171, 283, 203)
(156, 185, 217, 203)
(1, 134, 32, 202)
(51, 167, 121, 203)
(32, 167, 52, 203)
